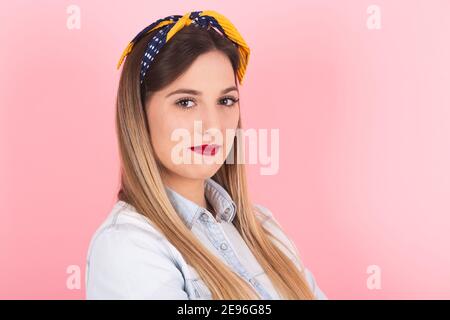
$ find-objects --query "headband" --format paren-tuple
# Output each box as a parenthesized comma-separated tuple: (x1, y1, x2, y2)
(117, 10, 250, 86)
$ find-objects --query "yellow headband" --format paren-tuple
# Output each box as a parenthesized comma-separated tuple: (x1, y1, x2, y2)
(117, 10, 250, 85)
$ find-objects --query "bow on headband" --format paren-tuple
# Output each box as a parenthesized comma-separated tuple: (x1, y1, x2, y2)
(117, 10, 250, 85)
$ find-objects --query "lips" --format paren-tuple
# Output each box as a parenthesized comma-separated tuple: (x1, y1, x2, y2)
(189, 144, 220, 156)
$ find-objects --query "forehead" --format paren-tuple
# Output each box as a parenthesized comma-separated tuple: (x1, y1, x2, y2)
(162, 51, 236, 93)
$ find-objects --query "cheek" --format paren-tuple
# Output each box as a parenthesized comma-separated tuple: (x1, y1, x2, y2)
(223, 107, 240, 131)
(149, 113, 193, 162)
(220, 109, 240, 153)
(148, 105, 172, 158)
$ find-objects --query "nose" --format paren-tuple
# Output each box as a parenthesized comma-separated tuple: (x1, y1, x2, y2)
(196, 103, 221, 139)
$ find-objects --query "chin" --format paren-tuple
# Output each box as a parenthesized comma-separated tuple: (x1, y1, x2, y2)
(174, 163, 223, 180)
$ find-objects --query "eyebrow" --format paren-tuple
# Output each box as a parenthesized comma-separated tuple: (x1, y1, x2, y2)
(165, 86, 238, 98)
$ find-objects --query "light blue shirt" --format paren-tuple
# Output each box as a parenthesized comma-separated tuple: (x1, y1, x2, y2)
(85, 178, 327, 299)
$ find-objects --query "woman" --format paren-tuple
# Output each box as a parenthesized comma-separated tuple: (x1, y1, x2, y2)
(85, 10, 327, 300)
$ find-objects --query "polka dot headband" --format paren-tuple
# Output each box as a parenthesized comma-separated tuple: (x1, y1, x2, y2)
(117, 10, 251, 86)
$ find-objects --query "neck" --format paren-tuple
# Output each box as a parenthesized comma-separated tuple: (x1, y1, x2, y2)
(161, 170, 209, 210)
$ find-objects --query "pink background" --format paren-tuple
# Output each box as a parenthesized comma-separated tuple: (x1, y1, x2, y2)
(1, 0, 449, 299)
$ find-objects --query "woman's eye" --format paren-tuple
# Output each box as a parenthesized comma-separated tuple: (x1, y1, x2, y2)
(175, 98, 196, 109)
(220, 97, 239, 107)
(175, 97, 238, 109)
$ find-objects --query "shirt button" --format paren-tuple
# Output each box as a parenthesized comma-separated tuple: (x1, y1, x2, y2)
(200, 212, 209, 222)
(220, 242, 228, 250)
(223, 208, 231, 219)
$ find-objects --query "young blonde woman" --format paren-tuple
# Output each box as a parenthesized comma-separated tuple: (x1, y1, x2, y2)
(85, 10, 327, 300)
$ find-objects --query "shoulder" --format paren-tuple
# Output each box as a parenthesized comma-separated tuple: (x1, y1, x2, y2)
(252, 203, 328, 300)
(86, 201, 169, 263)
(85, 200, 187, 299)
(253, 203, 274, 223)
(252, 203, 301, 266)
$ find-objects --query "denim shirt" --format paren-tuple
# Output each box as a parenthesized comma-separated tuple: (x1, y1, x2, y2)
(85, 178, 327, 300)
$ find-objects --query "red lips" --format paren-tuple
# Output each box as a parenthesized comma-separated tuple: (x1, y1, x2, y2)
(189, 144, 220, 156)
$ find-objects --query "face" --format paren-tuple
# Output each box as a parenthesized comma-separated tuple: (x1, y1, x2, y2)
(146, 50, 240, 183)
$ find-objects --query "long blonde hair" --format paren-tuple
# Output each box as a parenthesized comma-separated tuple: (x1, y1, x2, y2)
(115, 24, 316, 299)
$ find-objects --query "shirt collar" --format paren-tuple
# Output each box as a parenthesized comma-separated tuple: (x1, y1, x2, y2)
(164, 177, 237, 229)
